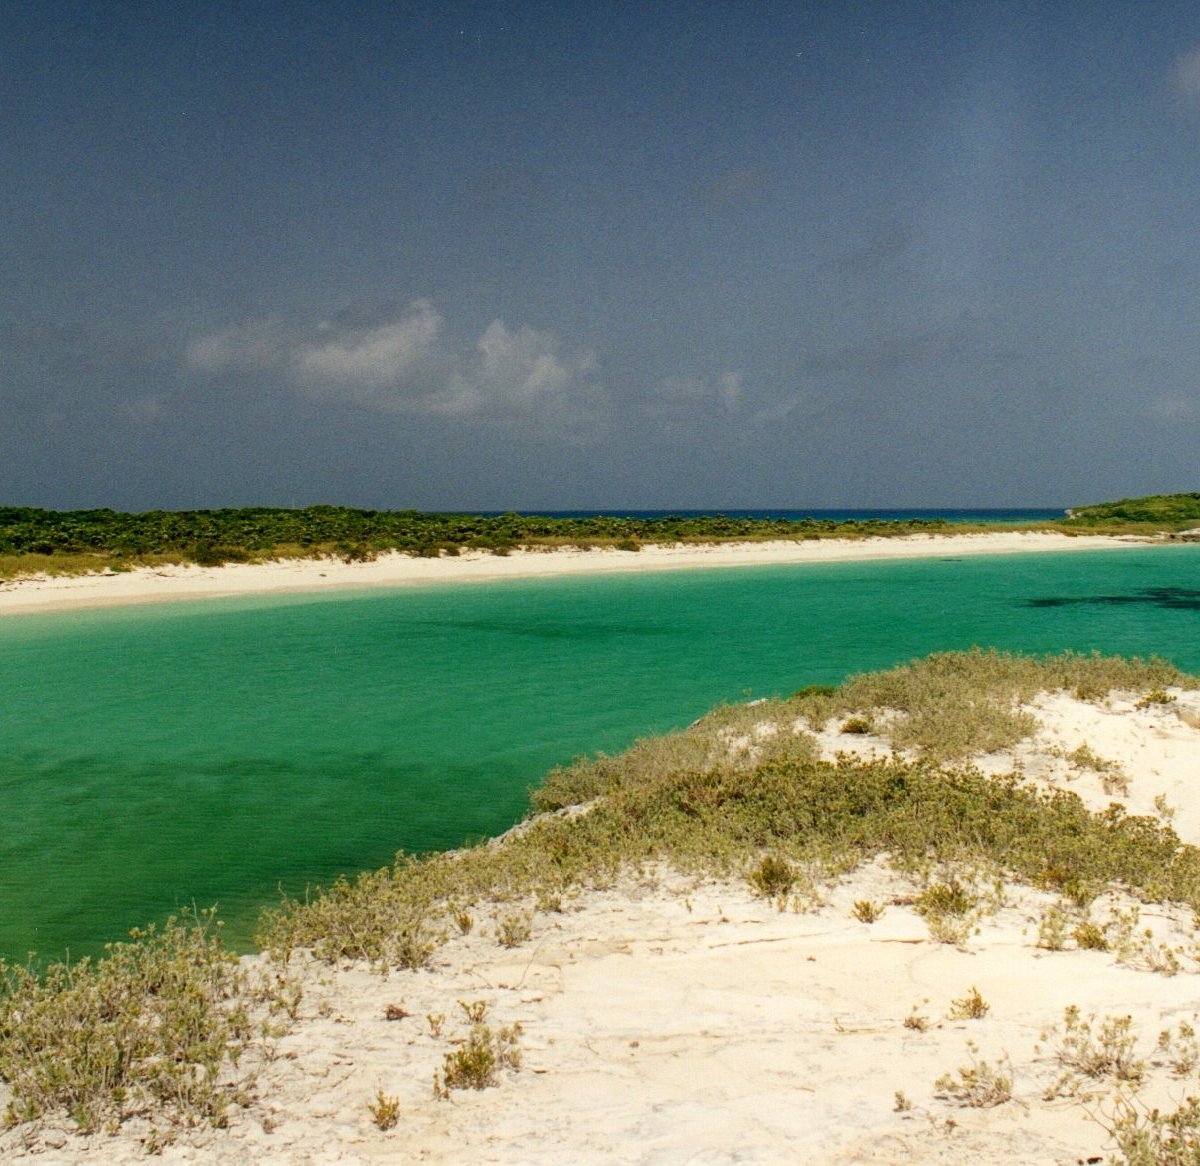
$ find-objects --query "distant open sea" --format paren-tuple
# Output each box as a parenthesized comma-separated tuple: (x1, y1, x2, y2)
(2, 537, 1195, 962)
(489, 508, 1066, 523)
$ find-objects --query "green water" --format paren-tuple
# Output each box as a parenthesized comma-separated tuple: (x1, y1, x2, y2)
(2, 545, 1198, 961)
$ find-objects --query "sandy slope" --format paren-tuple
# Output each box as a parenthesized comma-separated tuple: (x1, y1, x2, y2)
(5, 688, 1200, 1164)
(0, 530, 1149, 616)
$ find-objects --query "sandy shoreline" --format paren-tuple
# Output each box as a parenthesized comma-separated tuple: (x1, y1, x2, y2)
(0, 530, 1152, 616)
(5, 684, 1199, 1163)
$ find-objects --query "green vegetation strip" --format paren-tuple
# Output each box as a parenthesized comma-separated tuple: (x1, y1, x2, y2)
(0, 504, 965, 578)
(3, 492, 1198, 579)
(2, 649, 1198, 1138)
(1067, 492, 1200, 526)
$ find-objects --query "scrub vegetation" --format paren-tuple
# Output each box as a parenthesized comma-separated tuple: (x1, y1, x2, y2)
(0, 910, 274, 1135)
(2, 492, 1196, 579)
(1066, 492, 1200, 528)
(0, 505, 964, 578)
(2, 648, 1199, 1144)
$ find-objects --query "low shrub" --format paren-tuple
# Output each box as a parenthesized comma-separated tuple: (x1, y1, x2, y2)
(436, 1023, 521, 1093)
(0, 909, 263, 1133)
(933, 1044, 1013, 1107)
(1042, 1005, 1144, 1095)
(368, 1088, 400, 1130)
(948, 986, 990, 1020)
(1108, 1095, 1200, 1165)
(747, 854, 797, 900)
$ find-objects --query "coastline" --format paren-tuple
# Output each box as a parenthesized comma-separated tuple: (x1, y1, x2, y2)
(6, 680, 1199, 1163)
(0, 530, 1153, 617)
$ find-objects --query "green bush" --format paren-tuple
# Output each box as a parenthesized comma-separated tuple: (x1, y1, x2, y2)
(438, 1023, 521, 1092)
(0, 909, 259, 1133)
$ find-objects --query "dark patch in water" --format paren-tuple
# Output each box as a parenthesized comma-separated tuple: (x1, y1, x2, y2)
(412, 617, 675, 639)
(1027, 587, 1200, 611)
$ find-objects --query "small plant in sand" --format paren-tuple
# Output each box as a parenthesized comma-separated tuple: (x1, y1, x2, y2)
(1157, 1020, 1200, 1077)
(747, 854, 797, 902)
(1039, 902, 1110, 953)
(893, 1089, 913, 1112)
(495, 911, 532, 948)
(915, 878, 977, 944)
(1041, 1005, 1144, 1097)
(1067, 743, 1131, 796)
(840, 716, 873, 735)
(266, 972, 305, 1022)
(535, 888, 564, 913)
(915, 879, 976, 919)
(851, 899, 885, 923)
(1107, 906, 1188, 976)
(368, 1088, 400, 1130)
(1106, 1094, 1200, 1166)
(427, 1012, 445, 1038)
(434, 1022, 522, 1095)
(1136, 689, 1177, 709)
(947, 986, 990, 1021)
(458, 999, 489, 1024)
(1073, 918, 1110, 951)
(1036, 905, 1071, 951)
(903, 1004, 931, 1032)
(1155, 793, 1178, 822)
(926, 915, 973, 944)
(933, 1042, 1013, 1107)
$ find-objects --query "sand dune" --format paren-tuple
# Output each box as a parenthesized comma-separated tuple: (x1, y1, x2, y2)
(6, 686, 1200, 1164)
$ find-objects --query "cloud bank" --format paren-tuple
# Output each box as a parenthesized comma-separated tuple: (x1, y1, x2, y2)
(187, 301, 600, 421)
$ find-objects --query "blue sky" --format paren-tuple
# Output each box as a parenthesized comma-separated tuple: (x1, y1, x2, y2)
(5, 1, 1200, 510)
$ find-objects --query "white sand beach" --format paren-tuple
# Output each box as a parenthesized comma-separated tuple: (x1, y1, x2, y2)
(0, 530, 1152, 616)
(6, 685, 1200, 1164)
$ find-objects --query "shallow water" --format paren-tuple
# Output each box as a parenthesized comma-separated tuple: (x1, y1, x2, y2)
(2, 544, 1197, 961)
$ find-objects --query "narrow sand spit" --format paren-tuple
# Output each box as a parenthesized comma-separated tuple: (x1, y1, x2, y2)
(6, 689, 1200, 1164)
(0, 530, 1150, 616)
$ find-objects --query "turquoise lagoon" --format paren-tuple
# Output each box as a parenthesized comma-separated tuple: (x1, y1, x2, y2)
(2, 544, 1198, 961)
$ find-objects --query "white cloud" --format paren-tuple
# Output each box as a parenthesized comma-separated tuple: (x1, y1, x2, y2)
(1169, 48, 1200, 111)
(292, 299, 442, 389)
(187, 300, 600, 421)
(444, 319, 598, 416)
(717, 372, 743, 410)
(651, 371, 744, 414)
(186, 318, 288, 373)
(1150, 393, 1196, 420)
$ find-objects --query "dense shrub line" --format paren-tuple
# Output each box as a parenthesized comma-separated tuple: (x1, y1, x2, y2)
(0, 504, 961, 563)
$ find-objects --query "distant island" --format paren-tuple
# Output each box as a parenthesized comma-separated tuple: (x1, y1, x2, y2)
(1065, 490, 1200, 527)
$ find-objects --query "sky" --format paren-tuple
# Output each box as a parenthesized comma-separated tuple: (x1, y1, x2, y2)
(5, 1, 1200, 512)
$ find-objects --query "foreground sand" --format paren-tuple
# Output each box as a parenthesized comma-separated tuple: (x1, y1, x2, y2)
(0, 530, 1153, 616)
(6, 688, 1200, 1164)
